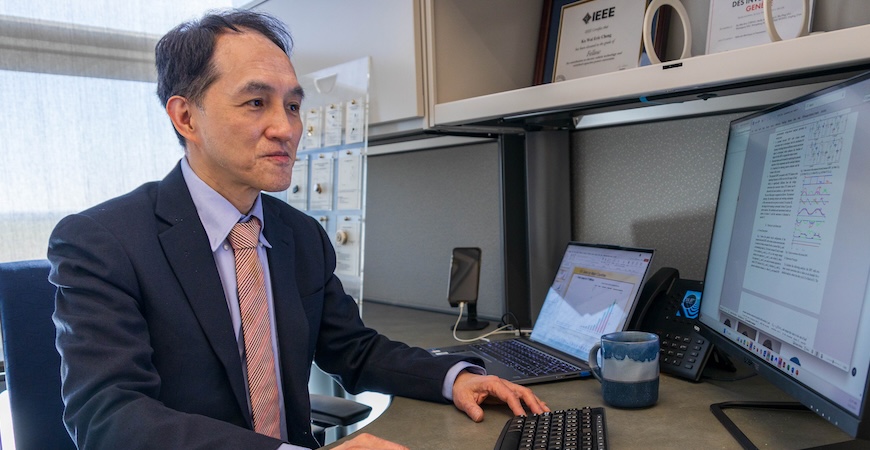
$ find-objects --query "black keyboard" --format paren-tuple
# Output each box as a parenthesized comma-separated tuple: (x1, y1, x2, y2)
(493, 408, 608, 450)
(471, 340, 582, 377)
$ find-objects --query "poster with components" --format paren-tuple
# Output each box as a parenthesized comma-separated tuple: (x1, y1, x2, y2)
(324, 103, 343, 147)
(334, 217, 362, 278)
(302, 106, 322, 150)
(337, 149, 363, 210)
(294, 57, 370, 302)
(345, 98, 365, 144)
(309, 153, 334, 211)
(287, 156, 308, 210)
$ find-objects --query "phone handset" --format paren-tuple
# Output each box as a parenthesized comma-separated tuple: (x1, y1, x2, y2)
(628, 267, 679, 331)
(630, 267, 713, 382)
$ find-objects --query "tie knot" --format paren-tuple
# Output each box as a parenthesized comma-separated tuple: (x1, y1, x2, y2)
(228, 217, 261, 250)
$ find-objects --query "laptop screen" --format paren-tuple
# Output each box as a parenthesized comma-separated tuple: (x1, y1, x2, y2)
(530, 243, 654, 361)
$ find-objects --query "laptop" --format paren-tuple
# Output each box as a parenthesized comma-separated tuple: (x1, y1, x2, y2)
(430, 242, 654, 385)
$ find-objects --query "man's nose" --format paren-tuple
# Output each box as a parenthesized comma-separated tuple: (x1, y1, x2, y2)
(266, 106, 298, 141)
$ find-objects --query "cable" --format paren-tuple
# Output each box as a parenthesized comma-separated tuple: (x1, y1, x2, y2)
(451, 302, 517, 343)
(499, 312, 520, 329)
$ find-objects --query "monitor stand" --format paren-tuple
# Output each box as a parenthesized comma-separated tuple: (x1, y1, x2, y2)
(710, 401, 868, 450)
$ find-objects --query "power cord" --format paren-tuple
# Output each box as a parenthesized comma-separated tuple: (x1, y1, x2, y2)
(499, 311, 533, 336)
(500, 312, 521, 330)
(451, 302, 519, 343)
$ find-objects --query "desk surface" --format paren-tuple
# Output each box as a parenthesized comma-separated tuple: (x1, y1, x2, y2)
(332, 302, 854, 449)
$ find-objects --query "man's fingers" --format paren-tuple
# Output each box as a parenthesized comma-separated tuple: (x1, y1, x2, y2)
(332, 432, 409, 450)
(452, 372, 550, 422)
(461, 400, 485, 422)
(517, 386, 549, 415)
(496, 381, 527, 416)
(492, 378, 549, 416)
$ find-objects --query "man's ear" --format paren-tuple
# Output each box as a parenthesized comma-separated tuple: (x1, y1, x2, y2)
(165, 96, 197, 143)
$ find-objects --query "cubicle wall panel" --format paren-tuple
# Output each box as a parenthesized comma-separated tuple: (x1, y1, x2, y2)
(254, 0, 423, 128)
(363, 142, 503, 319)
(571, 113, 745, 281)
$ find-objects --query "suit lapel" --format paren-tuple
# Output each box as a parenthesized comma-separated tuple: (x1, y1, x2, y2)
(154, 164, 250, 421)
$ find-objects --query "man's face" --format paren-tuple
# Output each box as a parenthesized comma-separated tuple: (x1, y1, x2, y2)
(182, 30, 303, 211)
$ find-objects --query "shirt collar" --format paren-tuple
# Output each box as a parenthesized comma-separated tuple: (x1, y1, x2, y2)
(180, 157, 271, 252)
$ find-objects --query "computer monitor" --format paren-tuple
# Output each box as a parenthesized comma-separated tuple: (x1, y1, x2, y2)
(698, 71, 870, 443)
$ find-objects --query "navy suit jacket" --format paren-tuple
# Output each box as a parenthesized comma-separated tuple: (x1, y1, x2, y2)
(48, 163, 477, 449)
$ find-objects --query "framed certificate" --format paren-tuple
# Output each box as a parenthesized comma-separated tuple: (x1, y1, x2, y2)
(535, 0, 649, 84)
(706, 0, 813, 54)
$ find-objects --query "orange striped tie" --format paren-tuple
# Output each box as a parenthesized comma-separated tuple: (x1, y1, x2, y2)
(228, 217, 281, 439)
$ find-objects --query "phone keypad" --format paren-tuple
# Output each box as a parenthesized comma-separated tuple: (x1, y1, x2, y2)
(660, 333, 705, 370)
(656, 331, 711, 381)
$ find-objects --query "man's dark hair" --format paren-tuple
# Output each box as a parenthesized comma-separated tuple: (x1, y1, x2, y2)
(155, 9, 293, 147)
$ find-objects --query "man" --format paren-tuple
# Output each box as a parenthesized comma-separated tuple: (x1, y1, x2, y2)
(48, 9, 547, 450)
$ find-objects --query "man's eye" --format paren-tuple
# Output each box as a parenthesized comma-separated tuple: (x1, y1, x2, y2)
(248, 99, 264, 107)
(287, 103, 300, 112)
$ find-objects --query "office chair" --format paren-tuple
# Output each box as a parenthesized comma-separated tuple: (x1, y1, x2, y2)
(0, 259, 74, 450)
(0, 259, 370, 449)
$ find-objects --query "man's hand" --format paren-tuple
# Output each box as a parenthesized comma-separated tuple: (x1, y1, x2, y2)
(331, 432, 409, 450)
(451, 371, 549, 422)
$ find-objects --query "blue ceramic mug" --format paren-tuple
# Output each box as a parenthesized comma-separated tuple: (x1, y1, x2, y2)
(588, 331, 660, 408)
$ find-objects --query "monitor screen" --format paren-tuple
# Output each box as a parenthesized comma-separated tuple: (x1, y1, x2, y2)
(698, 72, 870, 440)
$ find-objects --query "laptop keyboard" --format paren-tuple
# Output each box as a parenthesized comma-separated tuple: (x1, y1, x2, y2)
(471, 340, 582, 377)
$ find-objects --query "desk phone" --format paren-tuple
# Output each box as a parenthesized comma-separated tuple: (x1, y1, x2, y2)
(630, 268, 713, 382)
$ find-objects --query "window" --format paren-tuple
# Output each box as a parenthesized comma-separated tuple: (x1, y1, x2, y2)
(0, 1, 232, 262)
